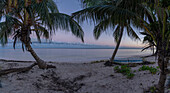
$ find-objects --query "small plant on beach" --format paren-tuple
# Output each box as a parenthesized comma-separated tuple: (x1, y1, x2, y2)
(119, 65, 131, 73)
(144, 86, 158, 93)
(139, 66, 158, 74)
(126, 73, 135, 79)
(150, 86, 157, 93)
(114, 65, 135, 79)
(114, 66, 119, 70)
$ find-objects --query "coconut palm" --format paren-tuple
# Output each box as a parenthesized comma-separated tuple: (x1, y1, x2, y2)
(0, 0, 84, 69)
(155, 3, 170, 93)
(140, 32, 157, 55)
(73, 0, 148, 62)
(141, 0, 170, 92)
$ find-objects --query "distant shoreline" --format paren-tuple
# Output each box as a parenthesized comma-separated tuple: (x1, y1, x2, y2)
(0, 42, 143, 49)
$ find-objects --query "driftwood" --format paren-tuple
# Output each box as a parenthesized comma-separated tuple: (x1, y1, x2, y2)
(0, 62, 56, 76)
(0, 63, 37, 76)
(46, 64, 56, 69)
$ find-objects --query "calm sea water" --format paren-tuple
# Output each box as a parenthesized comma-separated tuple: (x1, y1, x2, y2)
(0, 49, 152, 63)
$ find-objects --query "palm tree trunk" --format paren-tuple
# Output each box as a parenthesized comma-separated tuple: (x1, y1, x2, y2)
(155, 48, 158, 55)
(20, 26, 55, 69)
(25, 43, 55, 69)
(157, 54, 166, 93)
(158, 72, 166, 93)
(157, 9, 168, 92)
(157, 45, 167, 92)
(157, 55, 167, 93)
(110, 28, 124, 62)
(25, 43, 48, 69)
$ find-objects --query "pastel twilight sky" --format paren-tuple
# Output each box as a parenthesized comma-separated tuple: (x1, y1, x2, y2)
(50, 0, 146, 48)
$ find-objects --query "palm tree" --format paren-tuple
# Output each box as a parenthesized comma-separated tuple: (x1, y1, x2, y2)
(0, 0, 84, 69)
(140, 32, 157, 56)
(72, 0, 145, 63)
(142, 0, 169, 92)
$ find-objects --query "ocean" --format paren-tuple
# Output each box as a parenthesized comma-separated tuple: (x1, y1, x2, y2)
(0, 48, 152, 63)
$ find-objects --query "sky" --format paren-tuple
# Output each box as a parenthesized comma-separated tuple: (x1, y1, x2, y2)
(51, 0, 146, 48)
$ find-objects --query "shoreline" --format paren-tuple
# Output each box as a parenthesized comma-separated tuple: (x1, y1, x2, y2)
(0, 55, 154, 64)
(0, 48, 152, 63)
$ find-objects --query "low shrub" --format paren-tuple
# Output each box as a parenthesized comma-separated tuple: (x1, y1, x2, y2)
(114, 65, 135, 79)
(150, 86, 157, 93)
(139, 65, 158, 74)
(126, 73, 135, 79)
(114, 66, 119, 70)
(156, 66, 160, 69)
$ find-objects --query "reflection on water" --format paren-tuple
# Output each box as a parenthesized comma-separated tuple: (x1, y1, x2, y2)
(0, 49, 152, 63)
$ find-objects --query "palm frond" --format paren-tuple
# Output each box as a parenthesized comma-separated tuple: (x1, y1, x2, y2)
(48, 13, 84, 42)
(93, 18, 115, 39)
(0, 22, 11, 45)
(141, 45, 154, 51)
(72, 5, 137, 24)
(0, 14, 21, 45)
(113, 25, 121, 43)
(31, 25, 49, 42)
(80, 0, 113, 7)
(126, 25, 140, 41)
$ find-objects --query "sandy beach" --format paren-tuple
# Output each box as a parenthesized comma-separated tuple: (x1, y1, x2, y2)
(0, 56, 169, 93)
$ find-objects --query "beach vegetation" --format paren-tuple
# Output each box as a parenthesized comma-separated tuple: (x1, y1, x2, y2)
(114, 65, 135, 79)
(114, 66, 119, 71)
(139, 66, 158, 74)
(150, 86, 157, 93)
(126, 73, 135, 79)
(145, 86, 157, 93)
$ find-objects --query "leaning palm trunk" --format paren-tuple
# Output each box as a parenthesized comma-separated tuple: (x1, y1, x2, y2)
(25, 42, 56, 69)
(25, 43, 56, 69)
(110, 29, 124, 62)
(20, 26, 55, 69)
(25, 43, 48, 69)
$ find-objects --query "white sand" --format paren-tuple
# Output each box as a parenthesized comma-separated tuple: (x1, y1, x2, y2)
(0, 56, 166, 93)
